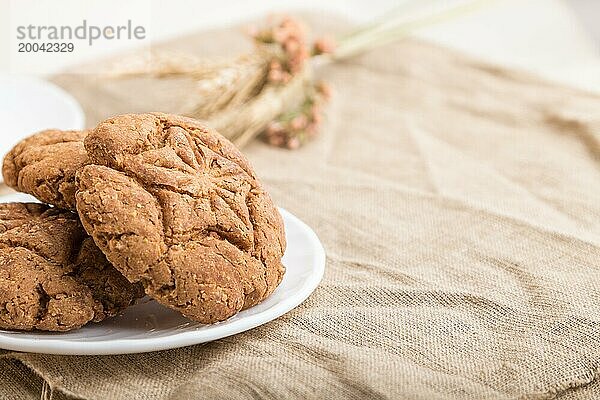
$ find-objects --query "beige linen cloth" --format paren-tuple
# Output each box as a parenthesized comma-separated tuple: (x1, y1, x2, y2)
(1, 14, 600, 400)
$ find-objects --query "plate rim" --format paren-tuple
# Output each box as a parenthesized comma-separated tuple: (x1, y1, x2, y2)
(0, 207, 325, 355)
(0, 74, 85, 130)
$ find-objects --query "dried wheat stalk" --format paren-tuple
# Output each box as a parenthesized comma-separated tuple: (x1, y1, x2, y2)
(103, 1, 489, 149)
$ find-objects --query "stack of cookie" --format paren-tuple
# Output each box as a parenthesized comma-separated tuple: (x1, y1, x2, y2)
(0, 113, 286, 331)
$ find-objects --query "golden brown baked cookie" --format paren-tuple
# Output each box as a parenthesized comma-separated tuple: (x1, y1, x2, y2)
(0, 203, 144, 331)
(76, 113, 286, 324)
(3, 129, 88, 210)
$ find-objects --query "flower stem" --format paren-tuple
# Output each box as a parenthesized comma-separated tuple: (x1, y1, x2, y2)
(326, 0, 495, 62)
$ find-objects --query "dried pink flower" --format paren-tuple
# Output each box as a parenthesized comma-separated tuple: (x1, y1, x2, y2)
(284, 38, 300, 53)
(268, 134, 285, 147)
(254, 15, 311, 84)
(313, 36, 336, 55)
(283, 72, 293, 83)
(306, 122, 318, 137)
(310, 105, 322, 125)
(270, 60, 282, 71)
(268, 69, 284, 83)
(286, 137, 301, 150)
(266, 121, 284, 135)
(316, 81, 332, 100)
(290, 115, 308, 130)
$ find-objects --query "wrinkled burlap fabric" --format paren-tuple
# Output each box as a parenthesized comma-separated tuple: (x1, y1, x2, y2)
(2, 14, 600, 400)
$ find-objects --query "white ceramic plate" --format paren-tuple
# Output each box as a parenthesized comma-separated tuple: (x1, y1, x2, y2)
(0, 193, 325, 355)
(0, 75, 85, 179)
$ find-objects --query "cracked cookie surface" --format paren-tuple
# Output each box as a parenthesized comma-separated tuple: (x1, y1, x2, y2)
(3, 129, 88, 210)
(0, 203, 144, 331)
(76, 113, 286, 324)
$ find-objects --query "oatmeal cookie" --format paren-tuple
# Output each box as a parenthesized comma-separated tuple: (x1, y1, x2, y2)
(76, 113, 286, 324)
(0, 203, 144, 331)
(3, 129, 88, 210)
